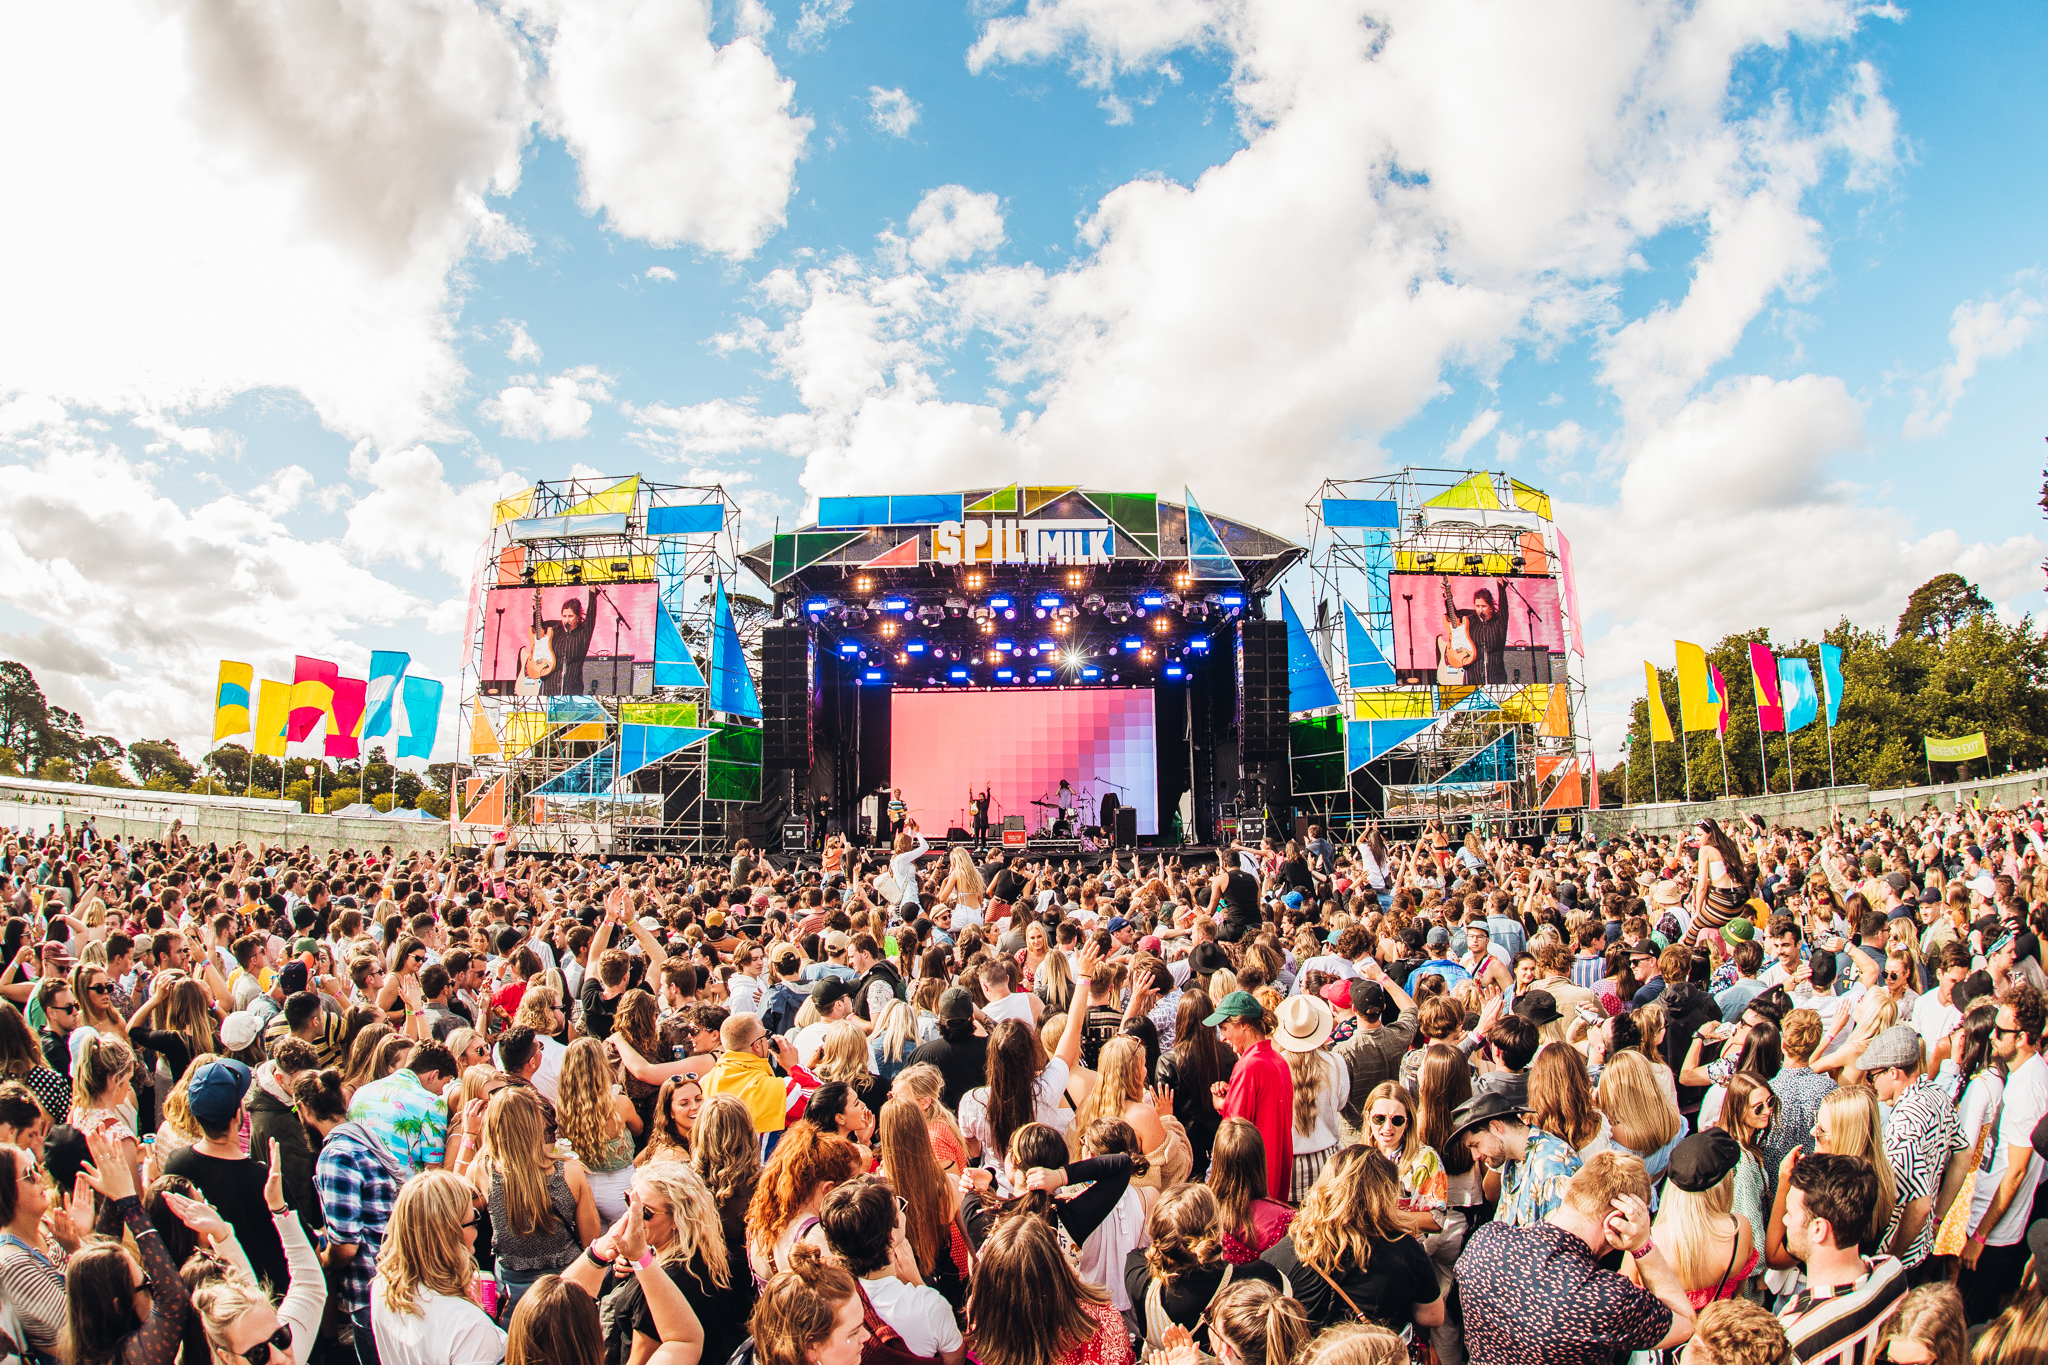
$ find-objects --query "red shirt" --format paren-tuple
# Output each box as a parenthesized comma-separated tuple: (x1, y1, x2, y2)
(1223, 1036, 1296, 1201)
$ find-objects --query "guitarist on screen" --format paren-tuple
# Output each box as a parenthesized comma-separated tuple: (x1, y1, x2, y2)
(538, 588, 599, 695)
(1448, 580, 1511, 685)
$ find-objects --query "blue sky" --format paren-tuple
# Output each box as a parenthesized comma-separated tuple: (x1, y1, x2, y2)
(0, 0, 2041, 764)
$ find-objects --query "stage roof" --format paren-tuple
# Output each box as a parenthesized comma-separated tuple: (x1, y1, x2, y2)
(742, 486, 1304, 596)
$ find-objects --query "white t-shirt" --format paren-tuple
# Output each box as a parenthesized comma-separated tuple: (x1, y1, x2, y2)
(981, 991, 1037, 1028)
(1967, 1052, 2047, 1246)
(531, 1034, 566, 1103)
(859, 1276, 963, 1358)
(372, 1286, 507, 1365)
(960, 1056, 1073, 1178)
(793, 1019, 836, 1067)
(1910, 991, 1960, 1049)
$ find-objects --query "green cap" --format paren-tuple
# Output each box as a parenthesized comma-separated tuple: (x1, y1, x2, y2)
(1203, 990, 1264, 1027)
(1720, 918, 1756, 947)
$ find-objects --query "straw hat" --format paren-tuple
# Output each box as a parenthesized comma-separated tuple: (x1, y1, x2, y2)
(1274, 994, 1334, 1053)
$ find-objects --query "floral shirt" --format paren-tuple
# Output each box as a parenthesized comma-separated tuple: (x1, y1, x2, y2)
(1396, 1143, 1449, 1219)
(345, 1068, 448, 1174)
(1499, 1129, 1584, 1228)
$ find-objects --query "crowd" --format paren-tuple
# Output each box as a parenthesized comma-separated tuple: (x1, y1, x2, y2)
(0, 797, 2042, 1365)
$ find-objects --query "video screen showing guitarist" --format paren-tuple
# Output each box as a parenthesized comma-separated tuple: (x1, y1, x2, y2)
(1449, 580, 1511, 685)
(539, 589, 598, 695)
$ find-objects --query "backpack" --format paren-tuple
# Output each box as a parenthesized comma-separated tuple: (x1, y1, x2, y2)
(759, 983, 804, 1038)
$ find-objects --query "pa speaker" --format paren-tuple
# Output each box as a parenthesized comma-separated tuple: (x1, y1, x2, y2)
(1236, 619, 1288, 761)
(1114, 806, 1137, 848)
(760, 624, 814, 770)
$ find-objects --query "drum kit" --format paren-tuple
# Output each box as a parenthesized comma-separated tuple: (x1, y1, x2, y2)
(1029, 783, 1090, 838)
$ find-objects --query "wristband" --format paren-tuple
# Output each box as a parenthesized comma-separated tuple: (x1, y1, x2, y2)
(1636, 1238, 1654, 1257)
(585, 1245, 616, 1266)
(636, 1249, 657, 1271)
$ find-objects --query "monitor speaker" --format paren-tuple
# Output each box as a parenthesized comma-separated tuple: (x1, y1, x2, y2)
(1114, 807, 1137, 848)
(760, 624, 813, 770)
(1504, 647, 1551, 685)
(1236, 619, 1288, 760)
(582, 655, 635, 695)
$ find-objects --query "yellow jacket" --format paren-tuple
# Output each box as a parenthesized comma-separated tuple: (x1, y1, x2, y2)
(702, 1048, 787, 1133)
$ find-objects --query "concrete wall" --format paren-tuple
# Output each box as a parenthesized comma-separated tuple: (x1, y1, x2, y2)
(1584, 766, 2048, 839)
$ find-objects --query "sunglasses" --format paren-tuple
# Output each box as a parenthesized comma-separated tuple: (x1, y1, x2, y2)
(1993, 1024, 2024, 1038)
(1370, 1113, 1408, 1128)
(230, 1325, 293, 1365)
(461, 1214, 479, 1230)
(85, 984, 110, 996)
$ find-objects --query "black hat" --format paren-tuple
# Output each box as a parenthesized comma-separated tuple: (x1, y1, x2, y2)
(937, 987, 974, 1021)
(43, 1125, 90, 1194)
(1512, 989, 1560, 1027)
(1667, 1129, 1742, 1193)
(1190, 942, 1229, 975)
(810, 977, 851, 1010)
(1351, 981, 1392, 1019)
(1446, 1091, 1525, 1145)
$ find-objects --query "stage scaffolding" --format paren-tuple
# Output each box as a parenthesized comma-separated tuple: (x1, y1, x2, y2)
(451, 475, 752, 857)
(1297, 468, 1592, 837)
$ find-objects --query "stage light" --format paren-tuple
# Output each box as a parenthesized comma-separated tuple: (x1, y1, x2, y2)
(1464, 554, 1484, 566)
(996, 638, 1015, 652)
(1036, 594, 1063, 610)
(948, 668, 969, 682)
(805, 598, 830, 614)
(1037, 638, 1056, 653)
(945, 597, 968, 616)
(842, 607, 867, 625)
(987, 650, 1003, 665)
(838, 642, 859, 656)
(884, 597, 908, 611)
(1104, 602, 1131, 623)
(1140, 592, 1165, 608)
(897, 652, 908, 664)
(863, 669, 884, 683)
(1034, 667, 1054, 681)
(902, 610, 916, 622)
(1110, 672, 1120, 682)
(1511, 555, 1526, 570)
(997, 669, 1015, 681)
(853, 576, 873, 593)
(1065, 571, 1085, 589)
(567, 564, 584, 583)
(907, 641, 926, 654)
(1165, 665, 1185, 679)
(1415, 553, 1437, 567)
(1219, 592, 1245, 607)
(918, 605, 944, 625)
(1054, 620, 1069, 634)
(1153, 616, 1169, 632)
(1081, 667, 1101, 680)
(1121, 636, 1143, 651)
(1033, 607, 1047, 620)
(609, 561, 632, 575)
(1003, 608, 1016, 620)
(1174, 573, 1192, 589)
(979, 619, 993, 634)
(1140, 648, 1154, 662)
(1082, 593, 1105, 614)
(880, 622, 898, 639)
(965, 573, 984, 589)
(1188, 637, 1210, 652)
(988, 594, 1013, 610)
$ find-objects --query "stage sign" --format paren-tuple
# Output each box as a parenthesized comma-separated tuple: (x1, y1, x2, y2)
(1002, 828, 1029, 847)
(1384, 782, 1511, 819)
(482, 582, 658, 697)
(933, 519, 1114, 567)
(891, 688, 1158, 836)
(1388, 573, 1563, 686)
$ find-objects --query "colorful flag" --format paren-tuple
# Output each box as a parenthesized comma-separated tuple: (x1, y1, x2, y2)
(213, 662, 253, 741)
(1819, 642, 1844, 728)
(1645, 662, 1675, 743)
(1779, 658, 1819, 733)
(1555, 529, 1584, 657)
(326, 677, 368, 759)
(1709, 663, 1729, 737)
(288, 655, 339, 742)
(362, 651, 410, 738)
(709, 578, 761, 719)
(1748, 642, 1784, 732)
(1673, 641, 1719, 732)
(253, 680, 292, 757)
(397, 676, 444, 760)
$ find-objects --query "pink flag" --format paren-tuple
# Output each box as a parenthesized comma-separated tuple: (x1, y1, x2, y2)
(1710, 664, 1730, 737)
(1555, 529, 1584, 657)
(1749, 642, 1784, 732)
(326, 677, 367, 759)
(288, 655, 340, 742)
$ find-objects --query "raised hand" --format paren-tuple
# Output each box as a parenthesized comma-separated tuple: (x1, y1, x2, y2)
(1150, 1082, 1174, 1115)
(164, 1190, 232, 1245)
(80, 1131, 135, 1201)
(619, 1189, 650, 1262)
(263, 1139, 285, 1211)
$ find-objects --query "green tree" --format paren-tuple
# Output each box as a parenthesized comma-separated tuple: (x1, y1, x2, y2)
(393, 771, 424, 807)
(1897, 573, 1992, 643)
(128, 739, 197, 786)
(416, 789, 449, 819)
(85, 759, 134, 788)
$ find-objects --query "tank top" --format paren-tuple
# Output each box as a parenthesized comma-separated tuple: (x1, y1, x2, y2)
(488, 1160, 582, 1271)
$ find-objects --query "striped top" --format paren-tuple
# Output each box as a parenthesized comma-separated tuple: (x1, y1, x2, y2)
(1779, 1255, 1907, 1365)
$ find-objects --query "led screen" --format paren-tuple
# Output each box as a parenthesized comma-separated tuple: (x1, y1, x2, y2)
(1388, 574, 1563, 686)
(482, 583, 657, 696)
(890, 689, 1158, 836)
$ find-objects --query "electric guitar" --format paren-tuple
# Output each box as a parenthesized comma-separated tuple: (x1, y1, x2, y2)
(1437, 577, 1475, 684)
(514, 589, 555, 696)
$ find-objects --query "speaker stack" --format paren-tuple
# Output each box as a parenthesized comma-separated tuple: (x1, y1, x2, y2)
(1237, 619, 1288, 761)
(760, 623, 814, 770)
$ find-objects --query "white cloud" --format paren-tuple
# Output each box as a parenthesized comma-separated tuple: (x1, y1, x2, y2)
(479, 365, 615, 441)
(645, 266, 678, 281)
(791, 0, 854, 52)
(526, 0, 813, 259)
(342, 441, 518, 578)
(905, 186, 1006, 271)
(503, 321, 543, 362)
(1904, 285, 2042, 437)
(0, 626, 118, 682)
(734, 0, 774, 39)
(868, 86, 920, 137)
(1442, 409, 1499, 462)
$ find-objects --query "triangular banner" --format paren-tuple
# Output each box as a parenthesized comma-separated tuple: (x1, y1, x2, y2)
(562, 475, 639, 517)
(1081, 492, 1160, 558)
(965, 485, 1019, 514)
(1440, 730, 1518, 784)
(864, 536, 920, 569)
(468, 700, 500, 757)
(461, 775, 505, 826)
(492, 488, 534, 526)
(654, 602, 706, 687)
(1279, 593, 1341, 714)
(1182, 486, 1241, 581)
(1423, 473, 1501, 511)
(710, 579, 762, 718)
(1542, 760, 1583, 810)
(1540, 682, 1571, 738)
(1342, 603, 1396, 689)
(618, 723, 716, 777)
(530, 744, 619, 796)
(1022, 485, 1078, 515)
(1508, 479, 1552, 520)
(1347, 717, 1435, 771)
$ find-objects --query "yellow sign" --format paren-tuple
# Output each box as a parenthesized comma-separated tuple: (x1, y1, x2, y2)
(1925, 732, 1988, 762)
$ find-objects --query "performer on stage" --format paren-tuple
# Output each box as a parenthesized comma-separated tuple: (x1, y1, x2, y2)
(539, 588, 598, 695)
(970, 787, 991, 846)
(1056, 778, 1075, 818)
(887, 786, 908, 839)
(1449, 579, 1511, 685)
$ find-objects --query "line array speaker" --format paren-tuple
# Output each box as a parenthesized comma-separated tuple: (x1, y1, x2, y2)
(1237, 619, 1288, 761)
(760, 624, 814, 770)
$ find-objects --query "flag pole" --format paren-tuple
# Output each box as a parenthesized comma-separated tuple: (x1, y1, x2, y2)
(1825, 714, 1837, 789)
(1680, 722, 1692, 803)
(1651, 732, 1661, 804)
(1719, 730, 1731, 799)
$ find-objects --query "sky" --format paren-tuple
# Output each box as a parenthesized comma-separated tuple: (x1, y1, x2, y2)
(0, 0, 2042, 772)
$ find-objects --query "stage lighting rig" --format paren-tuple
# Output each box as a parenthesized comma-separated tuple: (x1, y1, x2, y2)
(945, 597, 968, 616)
(1064, 570, 1086, 589)
(1464, 554, 1484, 567)
(1104, 602, 1132, 624)
(852, 575, 873, 593)
(1082, 593, 1105, 614)
(965, 572, 984, 589)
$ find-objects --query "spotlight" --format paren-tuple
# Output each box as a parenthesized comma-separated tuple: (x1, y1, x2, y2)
(1037, 639, 1056, 653)
(1464, 554, 1484, 567)
(837, 642, 859, 656)
(1036, 594, 1063, 610)
(567, 564, 584, 583)
(965, 573, 984, 589)
(918, 605, 943, 625)
(1165, 665, 1185, 679)
(907, 641, 926, 655)
(1122, 636, 1143, 651)
(1104, 602, 1132, 625)
(897, 652, 908, 664)
(1081, 667, 1101, 680)
(805, 598, 830, 615)
(1153, 616, 1169, 632)
(1140, 648, 1154, 662)
(948, 668, 969, 682)
(1053, 620, 1069, 634)
(1033, 607, 1046, 619)
(1034, 667, 1054, 681)
(884, 597, 909, 612)
(842, 607, 867, 625)
(996, 639, 1016, 652)
(609, 561, 632, 575)
(863, 669, 884, 683)
(988, 650, 1003, 665)
(979, 619, 994, 634)
(853, 576, 873, 593)
(1415, 553, 1437, 567)
(988, 594, 1013, 610)
(902, 610, 916, 622)
(1188, 638, 1210, 653)
(1173, 573, 1192, 589)
(1082, 593, 1105, 614)
(1511, 555, 1526, 570)
(1003, 608, 1017, 620)
(1065, 571, 1085, 589)
(1110, 672, 1120, 682)
(880, 622, 898, 639)
(996, 669, 1015, 681)
(1219, 593, 1245, 608)
(945, 597, 968, 616)
(1140, 592, 1165, 608)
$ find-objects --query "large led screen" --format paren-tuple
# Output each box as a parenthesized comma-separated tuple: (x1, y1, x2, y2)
(890, 689, 1159, 836)
(1388, 574, 1563, 686)
(482, 583, 658, 696)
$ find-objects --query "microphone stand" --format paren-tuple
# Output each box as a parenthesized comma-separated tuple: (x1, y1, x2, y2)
(492, 607, 507, 687)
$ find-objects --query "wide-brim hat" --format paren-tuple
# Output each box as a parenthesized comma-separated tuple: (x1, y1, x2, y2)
(1446, 1091, 1525, 1145)
(1274, 995, 1334, 1053)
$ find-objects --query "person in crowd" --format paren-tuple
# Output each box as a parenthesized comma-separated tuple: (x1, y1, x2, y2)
(1270, 995, 1346, 1193)
(0, 1136, 95, 1358)
(813, 1174, 964, 1365)
(689, 1093, 761, 1291)
(349, 1039, 458, 1176)
(1453, 1090, 1582, 1227)
(967, 1213, 1131, 1365)
(635, 1073, 703, 1167)
(370, 1169, 506, 1365)
(554, 1036, 638, 1220)
(303, 1064, 405, 1365)
(1360, 1080, 1446, 1230)
(161, 1058, 291, 1295)
(470, 1085, 601, 1322)
(1767, 1086, 1895, 1280)
(1686, 1299, 1793, 1365)
(1260, 1145, 1443, 1333)
(745, 1122, 865, 1281)
(558, 1160, 746, 1365)
(743, 1244, 870, 1365)
(958, 1015, 1073, 1187)
(1776, 1153, 1908, 1365)
(1596, 1050, 1685, 1192)
(905, 988, 987, 1114)
(1207, 1117, 1294, 1265)
(875, 1098, 969, 1309)
(1957, 981, 2045, 1323)
(1204, 991, 1294, 1201)
(60, 1132, 197, 1365)
(1201, 1279, 1311, 1365)
(186, 1138, 328, 1365)
(1861, 1024, 1959, 1271)
(68, 1032, 141, 1193)
(1645, 1130, 1757, 1309)
(1124, 1183, 1284, 1354)
(1872, 1284, 1967, 1365)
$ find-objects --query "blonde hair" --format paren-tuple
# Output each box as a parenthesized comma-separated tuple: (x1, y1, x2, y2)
(1653, 1167, 1738, 1290)
(1208, 1279, 1311, 1365)
(1290, 1147, 1414, 1274)
(635, 1161, 732, 1292)
(1816, 1085, 1895, 1246)
(513, 986, 560, 1032)
(1362, 1081, 1420, 1169)
(1284, 1041, 1332, 1137)
(554, 1037, 624, 1167)
(1297, 1322, 1409, 1365)
(871, 999, 918, 1068)
(947, 847, 984, 900)
(1069, 1036, 1148, 1145)
(71, 1033, 134, 1114)
(192, 1274, 270, 1357)
(376, 1171, 480, 1316)
(889, 1063, 965, 1160)
(69, 964, 124, 1039)
(476, 1086, 557, 1237)
(1598, 1050, 1680, 1155)
(809, 1021, 870, 1086)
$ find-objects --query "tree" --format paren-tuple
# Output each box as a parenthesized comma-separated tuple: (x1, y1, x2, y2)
(416, 789, 449, 819)
(425, 762, 459, 796)
(393, 771, 424, 807)
(128, 739, 196, 787)
(85, 759, 134, 788)
(1898, 573, 1992, 643)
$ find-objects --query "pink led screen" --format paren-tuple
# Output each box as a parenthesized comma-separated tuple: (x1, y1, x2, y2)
(890, 689, 1159, 836)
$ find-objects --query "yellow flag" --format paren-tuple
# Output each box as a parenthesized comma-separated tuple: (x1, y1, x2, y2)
(1645, 662, 1675, 743)
(213, 661, 254, 741)
(1674, 640, 1720, 732)
(253, 680, 292, 757)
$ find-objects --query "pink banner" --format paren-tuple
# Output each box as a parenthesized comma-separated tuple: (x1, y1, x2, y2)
(326, 677, 367, 759)
(289, 655, 339, 742)
(1555, 529, 1584, 657)
(1710, 664, 1730, 736)
(1748, 642, 1784, 732)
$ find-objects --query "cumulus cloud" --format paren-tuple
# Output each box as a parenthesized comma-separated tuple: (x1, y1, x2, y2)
(0, 626, 119, 682)
(1904, 284, 2043, 438)
(1442, 410, 1499, 462)
(904, 186, 1005, 271)
(528, 0, 812, 257)
(868, 86, 920, 137)
(645, 265, 678, 281)
(790, 0, 854, 52)
(503, 320, 543, 362)
(479, 365, 615, 441)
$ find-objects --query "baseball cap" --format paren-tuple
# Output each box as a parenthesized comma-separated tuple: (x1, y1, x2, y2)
(1202, 991, 1265, 1027)
(1425, 926, 1449, 951)
(937, 987, 975, 1021)
(1107, 917, 1131, 934)
(1282, 891, 1305, 909)
(220, 1013, 262, 1052)
(810, 977, 850, 1011)
(1319, 980, 1353, 1011)
(823, 931, 852, 955)
(187, 1059, 253, 1130)
(705, 911, 727, 930)
(1351, 981, 1391, 1018)
(276, 961, 309, 995)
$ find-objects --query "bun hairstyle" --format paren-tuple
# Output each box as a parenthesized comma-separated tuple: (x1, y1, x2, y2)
(292, 1067, 349, 1123)
(748, 1243, 858, 1365)
(1142, 1183, 1224, 1284)
(1208, 1279, 1311, 1365)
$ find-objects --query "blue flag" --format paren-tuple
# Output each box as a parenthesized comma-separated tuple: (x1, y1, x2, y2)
(1779, 657, 1820, 733)
(1819, 642, 1844, 728)
(361, 651, 409, 738)
(396, 676, 443, 759)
